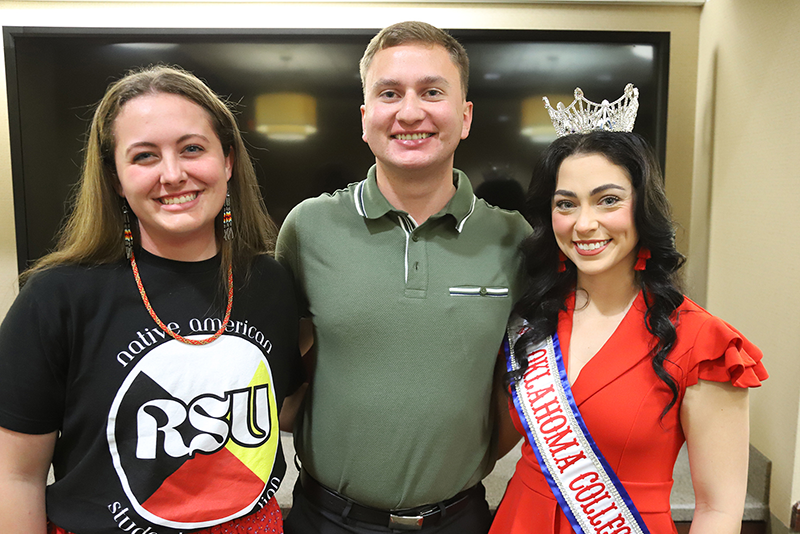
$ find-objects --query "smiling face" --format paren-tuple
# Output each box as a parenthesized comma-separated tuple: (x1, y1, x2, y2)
(360, 43, 472, 181)
(552, 153, 639, 282)
(114, 92, 233, 260)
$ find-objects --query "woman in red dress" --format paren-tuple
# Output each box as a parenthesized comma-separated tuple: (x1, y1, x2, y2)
(491, 130, 767, 534)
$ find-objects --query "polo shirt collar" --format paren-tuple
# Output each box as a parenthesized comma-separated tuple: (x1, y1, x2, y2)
(353, 165, 477, 233)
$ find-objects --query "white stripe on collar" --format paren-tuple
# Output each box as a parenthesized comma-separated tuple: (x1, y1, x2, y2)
(354, 180, 367, 217)
(455, 195, 477, 233)
(354, 178, 474, 233)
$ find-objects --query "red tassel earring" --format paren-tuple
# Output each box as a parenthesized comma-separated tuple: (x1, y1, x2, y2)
(634, 247, 651, 271)
(558, 251, 567, 273)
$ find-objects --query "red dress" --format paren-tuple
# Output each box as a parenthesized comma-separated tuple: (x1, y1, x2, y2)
(490, 292, 767, 534)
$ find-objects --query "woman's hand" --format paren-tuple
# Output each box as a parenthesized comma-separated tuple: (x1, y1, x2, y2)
(681, 379, 750, 534)
(0, 426, 57, 534)
(279, 318, 315, 432)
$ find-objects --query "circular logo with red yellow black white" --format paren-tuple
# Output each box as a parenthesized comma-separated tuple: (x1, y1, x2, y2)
(107, 335, 279, 529)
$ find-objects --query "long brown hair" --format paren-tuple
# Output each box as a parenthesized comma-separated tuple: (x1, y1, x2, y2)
(22, 65, 277, 287)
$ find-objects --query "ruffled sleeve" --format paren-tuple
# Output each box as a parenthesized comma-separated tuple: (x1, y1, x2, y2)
(684, 311, 768, 389)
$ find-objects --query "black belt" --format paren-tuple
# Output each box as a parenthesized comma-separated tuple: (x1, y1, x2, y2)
(298, 469, 478, 531)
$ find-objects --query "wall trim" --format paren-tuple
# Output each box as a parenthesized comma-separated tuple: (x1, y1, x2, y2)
(12, 0, 707, 4)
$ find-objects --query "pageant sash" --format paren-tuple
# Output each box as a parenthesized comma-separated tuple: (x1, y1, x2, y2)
(505, 317, 650, 534)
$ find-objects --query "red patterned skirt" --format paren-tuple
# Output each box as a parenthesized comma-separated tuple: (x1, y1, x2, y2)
(47, 496, 283, 534)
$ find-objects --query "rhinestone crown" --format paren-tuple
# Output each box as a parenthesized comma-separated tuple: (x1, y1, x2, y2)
(544, 83, 639, 137)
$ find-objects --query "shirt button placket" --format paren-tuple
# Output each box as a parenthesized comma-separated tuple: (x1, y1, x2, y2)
(406, 230, 427, 294)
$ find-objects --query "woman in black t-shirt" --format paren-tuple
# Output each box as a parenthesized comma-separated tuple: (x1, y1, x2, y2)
(0, 65, 304, 534)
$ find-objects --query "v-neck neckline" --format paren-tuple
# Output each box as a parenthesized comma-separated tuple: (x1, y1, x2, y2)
(557, 290, 651, 403)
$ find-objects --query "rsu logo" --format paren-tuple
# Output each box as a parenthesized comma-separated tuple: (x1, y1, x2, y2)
(136, 384, 272, 459)
(107, 336, 280, 529)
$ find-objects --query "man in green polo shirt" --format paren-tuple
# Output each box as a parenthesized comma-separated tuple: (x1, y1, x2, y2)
(277, 21, 531, 534)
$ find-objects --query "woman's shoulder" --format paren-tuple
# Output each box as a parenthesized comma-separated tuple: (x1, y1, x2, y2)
(674, 295, 714, 324)
(22, 261, 126, 294)
(249, 253, 291, 278)
(673, 295, 740, 338)
(670, 296, 735, 353)
(241, 254, 297, 296)
(672, 295, 767, 388)
(8, 262, 127, 326)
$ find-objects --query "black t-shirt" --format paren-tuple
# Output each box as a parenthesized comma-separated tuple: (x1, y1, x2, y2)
(0, 250, 304, 533)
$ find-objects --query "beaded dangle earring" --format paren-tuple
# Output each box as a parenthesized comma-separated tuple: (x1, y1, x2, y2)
(634, 247, 651, 271)
(121, 202, 134, 260)
(222, 187, 233, 241)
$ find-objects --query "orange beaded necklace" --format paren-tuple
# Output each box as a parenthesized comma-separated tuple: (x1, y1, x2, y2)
(130, 252, 233, 346)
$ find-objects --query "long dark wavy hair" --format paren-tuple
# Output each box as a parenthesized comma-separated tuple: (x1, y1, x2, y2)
(509, 131, 686, 416)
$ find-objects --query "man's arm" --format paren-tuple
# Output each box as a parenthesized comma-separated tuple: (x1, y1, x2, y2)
(492, 353, 522, 460)
(276, 204, 314, 433)
(279, 318, 315, 432)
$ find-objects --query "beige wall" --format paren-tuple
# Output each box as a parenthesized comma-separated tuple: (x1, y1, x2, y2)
(3, 0, 795, 529)
(26, 0, 800, 523)
(695, 0, 800, 530)
(8, 0, 798, 529)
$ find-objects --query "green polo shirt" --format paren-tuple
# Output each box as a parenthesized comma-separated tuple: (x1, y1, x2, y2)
(276, 166, 531, 509)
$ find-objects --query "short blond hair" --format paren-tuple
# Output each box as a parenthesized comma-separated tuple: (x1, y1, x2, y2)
(359, 21, 469, 99)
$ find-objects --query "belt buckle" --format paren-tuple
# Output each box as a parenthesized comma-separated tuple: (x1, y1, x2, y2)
(388, 513, 424, 530)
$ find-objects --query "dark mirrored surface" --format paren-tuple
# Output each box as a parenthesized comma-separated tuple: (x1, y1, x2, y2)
(5, 28, 668, 270)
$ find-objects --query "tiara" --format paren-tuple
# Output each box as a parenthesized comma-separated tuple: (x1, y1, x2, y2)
(543, 83, 639, 137)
